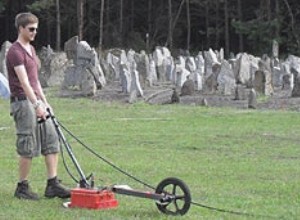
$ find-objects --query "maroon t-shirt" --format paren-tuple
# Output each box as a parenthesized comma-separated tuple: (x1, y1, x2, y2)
(6, 41, 39, 97)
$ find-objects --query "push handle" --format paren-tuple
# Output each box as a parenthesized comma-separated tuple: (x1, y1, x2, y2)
(37, 108, 54, 124)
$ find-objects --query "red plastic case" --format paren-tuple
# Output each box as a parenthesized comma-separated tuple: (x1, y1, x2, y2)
(69, 188, 118, 209)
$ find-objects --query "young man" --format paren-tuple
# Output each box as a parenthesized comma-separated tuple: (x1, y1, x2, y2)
(6, 12, 70, 200)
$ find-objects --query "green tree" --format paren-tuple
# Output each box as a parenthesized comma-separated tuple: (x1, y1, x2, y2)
(1, 0, 300, 56)
(0, 0, 4, 12)
(27, 0, 56, 48)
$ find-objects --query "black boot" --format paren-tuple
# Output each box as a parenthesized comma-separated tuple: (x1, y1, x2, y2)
(14, 180, 39, 200)
(44, 177, 70, 199)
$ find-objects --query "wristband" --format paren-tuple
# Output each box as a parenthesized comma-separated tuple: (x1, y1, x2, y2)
(33, 100, 42, 110)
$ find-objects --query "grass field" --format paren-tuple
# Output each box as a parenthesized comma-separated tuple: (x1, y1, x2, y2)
(0, 90, 299, 219)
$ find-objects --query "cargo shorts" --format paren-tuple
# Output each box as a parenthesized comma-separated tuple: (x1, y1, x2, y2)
(10, 99, 60, 158)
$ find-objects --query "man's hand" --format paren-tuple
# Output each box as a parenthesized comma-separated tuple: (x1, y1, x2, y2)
(35, 104, 47, 120)
(44, 102, 54, 117)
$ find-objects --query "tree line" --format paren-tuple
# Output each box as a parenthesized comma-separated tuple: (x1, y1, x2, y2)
(0, 0, 299, 58)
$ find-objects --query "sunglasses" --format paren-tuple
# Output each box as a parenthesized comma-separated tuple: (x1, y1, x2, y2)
(27, 27, 38, 32)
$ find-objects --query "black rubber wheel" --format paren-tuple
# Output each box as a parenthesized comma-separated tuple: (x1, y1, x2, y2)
(155, 177, 191, 216)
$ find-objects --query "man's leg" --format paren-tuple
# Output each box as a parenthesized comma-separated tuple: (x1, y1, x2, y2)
(14, 156, 39, 200)
(44, 153, 70, 199)
(42, 115, 70, 199)
(12, 100, 39, 200)
(19, 157, 32, 181)
(45, 153, 58, 179)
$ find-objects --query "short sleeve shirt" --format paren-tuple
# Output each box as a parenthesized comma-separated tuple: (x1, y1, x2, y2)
(6, 41, 39, 97)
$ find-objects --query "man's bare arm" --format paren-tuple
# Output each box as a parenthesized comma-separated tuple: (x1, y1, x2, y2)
(14, 65, 47, 119)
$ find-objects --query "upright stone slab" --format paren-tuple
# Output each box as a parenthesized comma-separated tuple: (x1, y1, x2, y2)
(194, 54, 204, 91)
(38, 45, 53, 87)
(186, 56, 197, 73)
(144, 51, 151, 85)
(237, 53, 251, 85)
(174, 56, 186, 85)
(203, 50, 213, 77)
(261, 55, 272, 73)
(230, 57, 239, 80)
(258, 59, 274, 95)
(158, 58, 167, 82)
(153, 47, 164, 67)
(62, 66, 77, 89)
(194, 70, 203, 91)
(264, 69, 274, 96)
(107, 53, 120, 80)
(80, 66, 97, 96)
(282, 60, 291, 75)
(185, 56, 196, 86)
(165, 56, 175, 81)
(0, 41, 12, 78)
(292, 75, 300, 97)
(209, 48, 219, 65)
(288, 55, 300, 79)
(88, 51, 106, 89)
(218, 48, 225, 62)
(175, 56, 191, 87)
(181, 77, 195, 96)
(175, 65, 190, 87)
(204, 63, 221, 94)
(127, 49, 136, 71)
(120, 50, 128, 64)
(249, 55, 260, 87)
(272, 66, 282, 87)
(153, 47, 162, 77)
(217, 60, 236, 95)
(162, 47, 171, 58)
(177, 56, 186, 70)
(248, 88, 257, 109)
(134, 50, 149, 87)
(62, 40, 105, 96)
(100, 57, 110, 81)
(271, 58, 282, 87)
(49, 52, 69, 87)
(39, 45, 69, 87)
(76, 41, 106, 89)
(171, 88, 180, 103)
(282, 74, 293, 90)
(195, 53, 205, 74)
(253, 70, 265, 95)
(130, 62, 143, 98)
(120, 62, 131, 94)
(64, 36, 79, 62)
(147, 57, 158, 86)
(235, 84, 248, 100)
(281, 61, 292, 91)
(291, 60, 300, 96)
(76, 42, 96, 95)
(272, 40, 279, 58)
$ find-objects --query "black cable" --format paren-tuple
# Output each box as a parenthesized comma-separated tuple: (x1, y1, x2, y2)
(55, 118, 277, 218)
(57, 121, 156, 190)
(191, 201, 275, 218)
(58, 138, 80, 184)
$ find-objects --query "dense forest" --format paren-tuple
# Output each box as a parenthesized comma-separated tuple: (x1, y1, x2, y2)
(0, 0, 300, 58)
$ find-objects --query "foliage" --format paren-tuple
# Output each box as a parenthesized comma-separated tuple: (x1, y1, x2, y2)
(0, 1, 4, 13)
(1, 0, 300, 57)
(26, 0, 55, 12)
(232, 19, 278, 56)
(125, 31, 147, 52)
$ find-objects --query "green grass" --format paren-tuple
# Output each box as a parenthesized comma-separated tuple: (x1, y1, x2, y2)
(1, 89, 300, 219)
